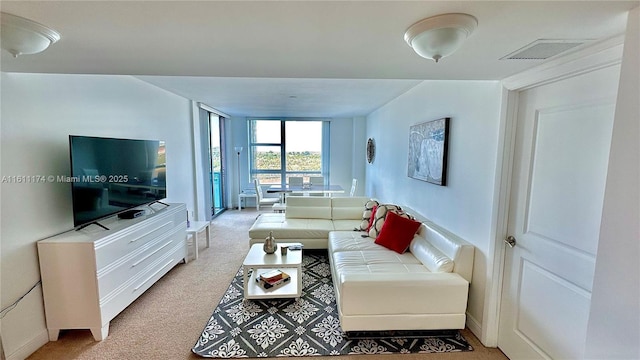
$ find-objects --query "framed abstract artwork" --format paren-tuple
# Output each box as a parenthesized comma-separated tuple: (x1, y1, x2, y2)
(407, 117, 450, 186)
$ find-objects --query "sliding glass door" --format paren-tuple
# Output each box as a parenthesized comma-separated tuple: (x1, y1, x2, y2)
(209, 113, 226, 217)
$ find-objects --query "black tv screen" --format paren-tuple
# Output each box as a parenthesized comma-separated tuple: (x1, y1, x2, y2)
(69, 135, 167, 227)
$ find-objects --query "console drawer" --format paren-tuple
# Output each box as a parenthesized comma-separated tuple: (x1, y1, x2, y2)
(96, 226, 184, 300)
(94, 216, 177, 270)
(99, 242, 185, 324)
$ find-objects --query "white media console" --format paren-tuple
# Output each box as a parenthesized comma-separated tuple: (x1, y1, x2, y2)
(37, 203, 187, 341)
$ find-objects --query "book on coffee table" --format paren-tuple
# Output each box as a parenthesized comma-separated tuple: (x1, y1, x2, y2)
(260, 269, 284, 282)
(257, 270, 290, 289)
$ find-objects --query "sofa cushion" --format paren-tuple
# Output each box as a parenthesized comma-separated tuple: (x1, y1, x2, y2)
(358, 199, 379, 231)
(328, 231, 382, 252)
(249, 215, 334, 239)
(368, 204, 414, 238)
(374, 211, 422, 254)
(331, 250, 429, 274)
(285, 196, 332, 219)
(332, 197, 370, 220)
(253, 213, 285, 223)
(332, 220, 364, 231)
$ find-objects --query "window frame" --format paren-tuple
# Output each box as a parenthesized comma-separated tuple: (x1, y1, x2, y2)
(248, 118, 329, 186)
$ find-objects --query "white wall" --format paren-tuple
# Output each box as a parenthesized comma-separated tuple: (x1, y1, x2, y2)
(330, 118, 360, 194)
(365, 80, 503, 339)
(0, 73, 195, 359)
(226, 117, 252, 208)
(585, 6, 639, 359)
(351, 116, 367, 196)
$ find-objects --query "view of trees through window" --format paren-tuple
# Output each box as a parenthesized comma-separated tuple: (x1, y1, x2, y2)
(250, 120, 322, 184)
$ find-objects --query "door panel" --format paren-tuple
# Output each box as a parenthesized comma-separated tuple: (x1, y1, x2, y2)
(498, 65, 619, 359)
(517, 259, 591, 360)
(526, 105, 616, 256)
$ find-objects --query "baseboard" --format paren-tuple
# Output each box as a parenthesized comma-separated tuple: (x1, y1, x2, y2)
(6, 330, 48, 360)
(465, 312, 484, 344)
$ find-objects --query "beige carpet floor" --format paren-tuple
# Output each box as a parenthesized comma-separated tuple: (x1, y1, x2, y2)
(27, 209, 508, 360)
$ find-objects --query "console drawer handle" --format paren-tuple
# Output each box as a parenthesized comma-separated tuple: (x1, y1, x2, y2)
(131, 241, 172, 267)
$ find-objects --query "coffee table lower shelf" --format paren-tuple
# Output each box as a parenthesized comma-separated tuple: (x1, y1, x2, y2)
(244, 267, 301, 299)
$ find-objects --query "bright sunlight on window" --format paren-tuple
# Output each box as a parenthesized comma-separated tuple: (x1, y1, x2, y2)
(250, 119, 325, 185)
(286, 121, 322, 175)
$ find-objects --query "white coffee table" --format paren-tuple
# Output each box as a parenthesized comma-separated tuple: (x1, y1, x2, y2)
(242, 243, 302, 299)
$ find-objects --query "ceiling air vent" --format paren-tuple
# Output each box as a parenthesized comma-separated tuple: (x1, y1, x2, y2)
(501, 39, 591, 60)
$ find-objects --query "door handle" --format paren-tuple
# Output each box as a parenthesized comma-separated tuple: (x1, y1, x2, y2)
(504, 236, 516, 248)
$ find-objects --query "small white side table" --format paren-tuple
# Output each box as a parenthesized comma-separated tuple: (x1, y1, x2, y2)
(186, 221, 211, 260)
(238, 192, 257, 211)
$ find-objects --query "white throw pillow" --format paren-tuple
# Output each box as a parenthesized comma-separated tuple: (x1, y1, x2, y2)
(357, 199, 379, 231)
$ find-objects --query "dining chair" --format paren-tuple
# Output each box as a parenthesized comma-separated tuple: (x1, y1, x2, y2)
(288, 176, 304, 197)
(309, 176, 324, 185)
(253, 179, 279, 210)
(309, 176, 325, 196)
(349, 178, 358, 196)
(288, 176, 304, 186)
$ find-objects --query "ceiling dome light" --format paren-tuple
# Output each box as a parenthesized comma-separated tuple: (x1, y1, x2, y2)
(1, 12, 60, 58)
(404, 13, 477, 63)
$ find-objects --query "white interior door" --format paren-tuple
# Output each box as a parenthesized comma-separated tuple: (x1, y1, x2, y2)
(498, 65, 619, 359)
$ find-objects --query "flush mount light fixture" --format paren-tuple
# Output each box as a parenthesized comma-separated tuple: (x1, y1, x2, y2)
(404, 13, 477, 63)
(1, 12, 60, 58)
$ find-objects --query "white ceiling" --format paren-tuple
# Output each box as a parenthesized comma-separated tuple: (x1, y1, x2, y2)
(1, 1, 637, 117)
(137, 76, 422, 118)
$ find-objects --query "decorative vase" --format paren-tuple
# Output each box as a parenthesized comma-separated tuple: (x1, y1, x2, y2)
(263, 231, 277, 254)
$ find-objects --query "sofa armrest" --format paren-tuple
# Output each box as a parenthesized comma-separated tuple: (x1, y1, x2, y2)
(337, 272, 469, 316)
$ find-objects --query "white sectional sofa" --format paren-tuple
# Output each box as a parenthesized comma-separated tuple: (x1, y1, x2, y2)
(247, 196, 474, 332)
(249, 196, 365, 249)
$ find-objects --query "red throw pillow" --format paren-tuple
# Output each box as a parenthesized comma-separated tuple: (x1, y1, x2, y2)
(374, 211, 422, 253)
(366, 205, 378, 232)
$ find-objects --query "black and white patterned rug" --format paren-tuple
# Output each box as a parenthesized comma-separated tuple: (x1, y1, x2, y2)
(192, 251, 473, 358)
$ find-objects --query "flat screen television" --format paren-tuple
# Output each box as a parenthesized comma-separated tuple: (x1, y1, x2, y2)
(69, 135, 167, 228)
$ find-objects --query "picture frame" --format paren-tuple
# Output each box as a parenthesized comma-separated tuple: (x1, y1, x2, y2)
(407, 117, 450, 186)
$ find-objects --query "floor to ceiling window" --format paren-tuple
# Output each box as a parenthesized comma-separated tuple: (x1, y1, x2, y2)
(249, 119, 328, 185)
